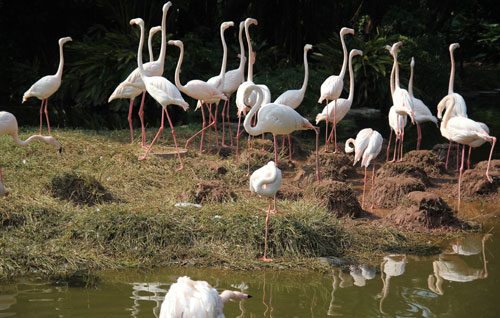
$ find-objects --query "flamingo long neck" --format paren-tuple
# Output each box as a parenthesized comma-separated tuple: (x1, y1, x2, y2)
(134, 21, 147, 82)
(442, 95, 454, 130)
(300, 48, 310, 95)
(237, 23, 246, 71)
(394, 50, 401, 90)
(243, 86, 264, 135)
(173, 43, 186, 92)
(245, 22, 254, 81)
(218, 26, 228, 90)
(409, 59, 414, 98)
(345, 138, 355, 153)
(148, 30, 155, 62)
(339, 32, 349, 79)
(156, 5, 169, 70)
(346, 52, 356, 103)
(12, 133, 51, 147)
(55, 41, 66, 79)
(448, 47, 456, 94)
(389, 51, 396, 97)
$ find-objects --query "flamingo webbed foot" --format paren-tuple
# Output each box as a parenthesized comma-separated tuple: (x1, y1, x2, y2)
(259, 256, 273, 262)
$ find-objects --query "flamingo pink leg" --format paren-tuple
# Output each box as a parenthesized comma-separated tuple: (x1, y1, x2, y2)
(445, 140, 452, 170)
(260, 200, 272, 262)
(273, 135, 279, 167)
(288, 134, 292, 161)
(362, 166, 367, 208)
(314, 127, 321, 182)
(213, 102, 220, 151)
(455, 143, 460, 172)
(221, 99, 229, 147)
(227, 98, 233, 147)
(325, 99, 330, 152)
(139, 108, 165, 161)
(333, 100, 338, 153)
(246, 135, 252, 177)
(184, 119, 216, 149)
(398, 128, 405, 162)
(467, 146, 472, 170)
(485, 137, 496, 182)
(389, 119, 399, 163)
(138, 91, 147, 148)
(127, 98, 135, 143)
(164, 107, 185, 171)
(235, 115, 242, 162)
(199, 103, 207, 153)
(44, 98, 51, 135)
(207, 104, 213, 145)
(371, 164, 376, 209)
(386, 129, 393, 162)
(458, 143, 465, 211)
(39, 99, 45, 135)
(416, 123, 422, 151)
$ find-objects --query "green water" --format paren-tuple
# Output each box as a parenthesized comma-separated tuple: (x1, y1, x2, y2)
(1, 229, 498, 318)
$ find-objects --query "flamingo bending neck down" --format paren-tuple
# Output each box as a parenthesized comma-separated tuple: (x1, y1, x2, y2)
(160, 276, 250, 318)
(129, 18, 189, 170)
(243, 85, 320, 182)
(438, 94, 496, 211)
(249, 161, 282, 261)
(0, 111, 63, 196)
(23, 36, 72, 135)
(318, 27, 354, 152)
(345, 128, 383, 209)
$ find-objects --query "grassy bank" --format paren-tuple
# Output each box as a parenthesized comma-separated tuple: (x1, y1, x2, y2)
(1, 127, 447, 281)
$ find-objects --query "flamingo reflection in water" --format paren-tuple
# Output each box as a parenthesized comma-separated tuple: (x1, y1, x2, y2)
(428, 234, 490, 295)
(379, 254, 407, 314)
(129, 282, 168, 318)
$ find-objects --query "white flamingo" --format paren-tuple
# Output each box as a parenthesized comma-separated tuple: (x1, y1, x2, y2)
(249, 161, 282, 261)
(23, 36, 72, 135)
(160, 276, 250, 318)
(109, 2, 172, 147)
(408, 57, 438, 150)
(129, 18, 189, 170)
(345, 128, 383, 209)
(318, 27, 354, 152)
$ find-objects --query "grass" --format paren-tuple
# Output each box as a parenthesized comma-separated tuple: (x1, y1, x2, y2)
(0, 126, 453, 281)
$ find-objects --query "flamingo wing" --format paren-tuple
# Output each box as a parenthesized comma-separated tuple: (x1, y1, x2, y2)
(23, 75, 60, 100)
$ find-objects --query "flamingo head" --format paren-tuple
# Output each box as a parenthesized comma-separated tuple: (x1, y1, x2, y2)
(59, 37, 72, 45)
(45, 136, 63, 152)
(168, 40, 183, 48)
(179, 101, 189, 112)
(130, 18, 144, 27)
(436, 95, 453, 119)
(350, 49, 363, 58)
(315, 112, 326, 125)
(449, 43, 460, 52)
(221, 21, 234, 31)
(410, 57, 415, 68)
(340, 27, 355, 36)
(304, 44, 313, 51)
(149, 26, 161, 36)
(345, 138, 355, 154)
(163, 1, 172, 12)
(245, 18, 258, 28)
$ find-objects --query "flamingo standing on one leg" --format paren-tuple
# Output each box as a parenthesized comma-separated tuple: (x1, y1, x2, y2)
(408, 57, 438, 150)
(23, 36, 72, 135)
(318, 27, 354, 152)
(437, 94, 496, 211)
(160, 276, 250, 318)
(243, 85, 320, 181)
(129, 18, 189, 169)
(108, 24, 163, 143)
(316, 49, 363, 147)
(274, 43, 313, 160)
(345, 128, 383, 209)
(249, 161, 282, 261)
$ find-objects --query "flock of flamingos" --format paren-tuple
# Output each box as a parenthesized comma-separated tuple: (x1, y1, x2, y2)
(0, 2, 497, 317)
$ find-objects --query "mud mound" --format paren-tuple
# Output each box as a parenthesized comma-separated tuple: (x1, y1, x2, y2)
(276, 184, 303, 201)
(239, 147, 274, 173)
(432, 143, 459, 170)
(386, 191, 470, 231)
(293, 164, 321, 187)
(474, 159, 500, 171)
(454, 161, 500, 199)
(306, 180, 362, 218)
(377, 162, 431, 186)
(403, 150, 446, 177)
(307, 151, 356, 181)
(372, 177, 425, 209)
(195, 162, 228, 180)
(50, 172, 114, 206)
(190, 180, 237, 204)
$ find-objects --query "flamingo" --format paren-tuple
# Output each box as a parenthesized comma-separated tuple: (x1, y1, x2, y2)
(379, 254, 407, 314)
(318, 27, 354, 152)
(316, 49, 363, 146)
(22, 36, 72, 135)
(249, 161, 282, 261)
(160, 276, 250, 318)
(345, 128, 383, 209)
(243, 85, 320, 181)
(129, 18, 189, 170)
(437, 94, 496, 210)
(0, 111, 63, 195)
(408, 57, 438, 150)
(108, 24, 164, 144)
(109, 2, 172, 147)
(274, 43, 312, 160)
(168, 39, 228, 152)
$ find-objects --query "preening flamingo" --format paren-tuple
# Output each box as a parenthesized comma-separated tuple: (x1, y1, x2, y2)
(160, 276, 250, 318)
(345, 128, 383, 209)
(249, 161, 282, 261)
(23, 36, 72, 135)
(129, 18, 189, 170)
(408, 57, 438, 150)
(243, 85, 320, 181)
(109, 2, 172, 146)
(0, 111, 63, 195)
(316, 49, 363, 146)
(318, 27, 354, 152)
(437, 94, 496, 210)
(274, 43, 312, 160)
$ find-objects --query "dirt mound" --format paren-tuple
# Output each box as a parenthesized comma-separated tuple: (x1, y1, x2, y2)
(377, 161, 431, 186)
(307, 151, 357, 181)
(432, 143, 459, 170)
(386, 191, 470, 231)
(372, 177, 425, 209)
(239, 146, 274, 173)
(276, 184, 303, 201)
(292, 164, 321, 187)
(454, 160, 500, 199)
(306, 180, 362, 218)
(190, 180, 237, 204)
(403, 150, 446, 177)
(50, 172, 114, 206)
(277, 134, 310, 160)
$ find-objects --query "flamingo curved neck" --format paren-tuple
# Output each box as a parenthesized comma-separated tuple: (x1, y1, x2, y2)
(255, 166, 278, 193)
(243, 86, 264, 135)
(409, 60, 414, 98)
(135, 22, 146, 81)
(389, 51, 396, 97)
(448, 48, 456, 94)
(442, 96, 454, 130)
(345, 138, 355, 153)
(300, 48, 309, 94)
(245, 22, 254, 81)
(218, 26, 228, 90)
(156, 6, 169, 69)
(55, 41, 65, 78)
(346, 52, 356, 102)
(12, 133, 49, 147)
(173, 44, 186, 93)
(148, 30, 155, 62)
(339, 32, 349, 79)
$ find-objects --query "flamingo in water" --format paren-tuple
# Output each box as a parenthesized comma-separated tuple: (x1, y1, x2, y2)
(249, 161, 282, 261)
(345, 128, 383, 209)
(437, 94, 495, 210)
(243, 85, 321, 181)
(0, 111, 63, 196)
(23, 36, 72, 135)
(160, 276, 250, 318)
(128, 18, 189, 169)
(318, 27, 354, 152)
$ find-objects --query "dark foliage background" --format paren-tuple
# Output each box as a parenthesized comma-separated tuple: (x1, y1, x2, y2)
(0, 0, 499, 128)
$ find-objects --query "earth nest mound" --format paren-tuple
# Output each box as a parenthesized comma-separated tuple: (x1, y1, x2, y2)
(403, 150, 446, 177)
(386, 191, 470, 231)
(377, 161, 431, 186)
(432, 143, 459, 170)
(306, 179, 362, 218)
(372, 177, 425, 209)
(190, 180, 237, 204)
(50, 172, 114, 206)
(454, 160, 500, 199)
(307, 150, 356, 181)
(276, 184, 303, 201)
